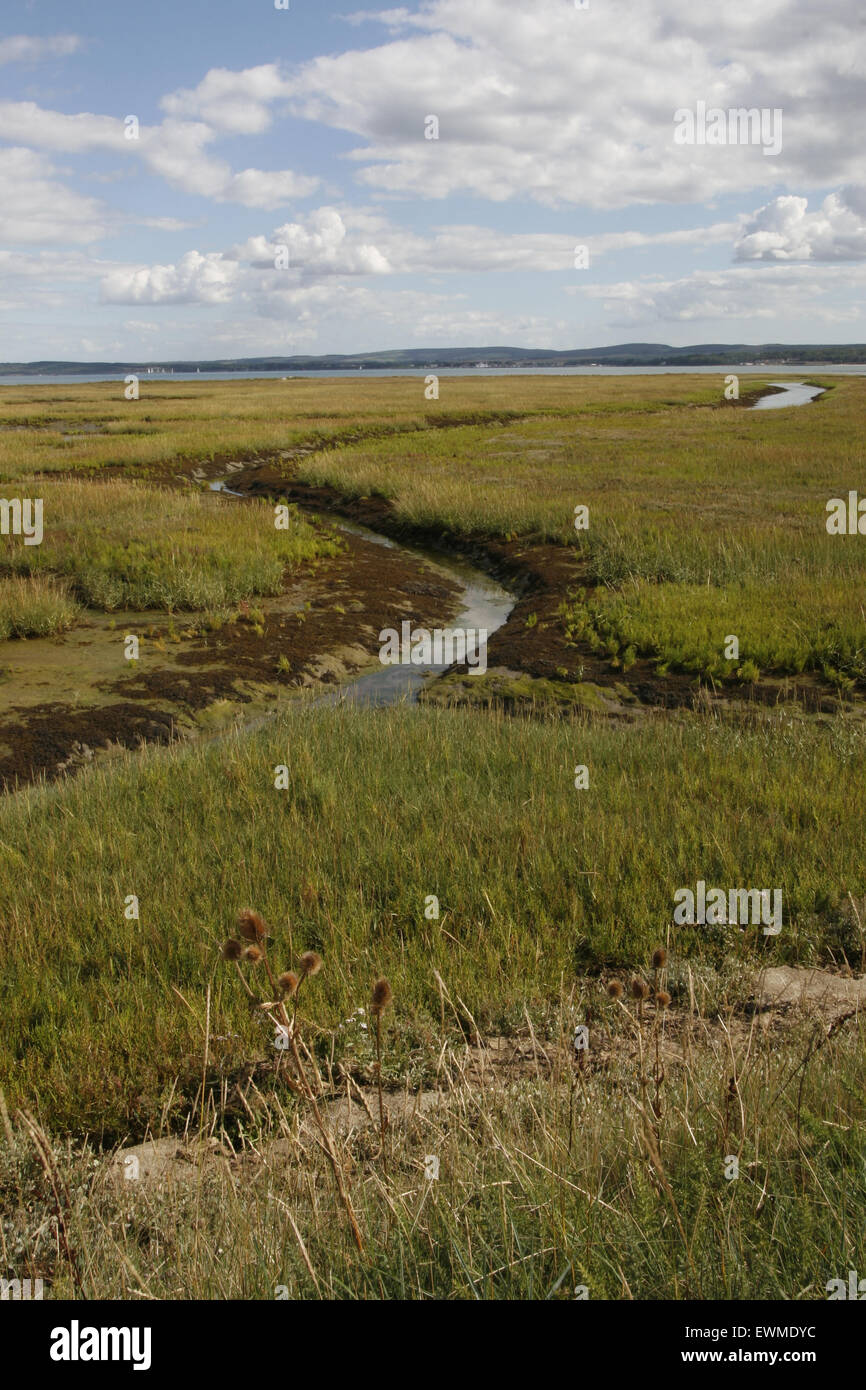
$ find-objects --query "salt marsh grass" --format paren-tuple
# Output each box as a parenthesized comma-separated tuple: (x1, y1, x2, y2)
(0, 374, 864, 1302)
(294, 375, 866, 685)
(0, 703, 861, 1137)
(0, 574, 79, 639)
(2, 987, 863, 1300)
(0, 478, 340, 612)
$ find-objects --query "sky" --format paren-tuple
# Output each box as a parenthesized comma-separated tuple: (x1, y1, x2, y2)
(0, 0, 864, 360)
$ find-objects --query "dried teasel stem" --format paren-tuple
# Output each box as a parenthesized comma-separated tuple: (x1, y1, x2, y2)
(287, 1027, 364, 1254)
(371, 978, 393, 1168)
(223, 919, 363, 1252)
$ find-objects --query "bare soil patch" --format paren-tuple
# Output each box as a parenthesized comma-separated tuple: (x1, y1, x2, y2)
(105, 964, 863, 1189)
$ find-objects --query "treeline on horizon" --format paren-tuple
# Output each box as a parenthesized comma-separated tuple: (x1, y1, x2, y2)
(2, 342, 865, 374)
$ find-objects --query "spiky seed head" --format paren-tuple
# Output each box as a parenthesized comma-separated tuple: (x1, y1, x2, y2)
(657, 990, 671, 1009)
(237, 909, 269, 942)
(244, 944, 263, 963)
(607, 980, 623, 999)
(221, 938, 243, 961)
(631, 977, 649, 1000)
(652, 946, 668, 970)
(298, 950, 322, 979)
(371, 978, 393, 1015)
(278, 971, 299, 996)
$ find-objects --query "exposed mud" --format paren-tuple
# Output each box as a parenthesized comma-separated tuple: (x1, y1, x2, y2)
(0, 701, 178, 792)
(0, 524, 461, 791)
(104, 529, 460, 707)
(223, 459, 861, 717)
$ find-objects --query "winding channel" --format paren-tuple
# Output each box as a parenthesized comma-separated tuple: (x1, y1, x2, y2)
(749, 380, 825, 409)
(315, 521, 513, 708)
(210, 377, 822, 716)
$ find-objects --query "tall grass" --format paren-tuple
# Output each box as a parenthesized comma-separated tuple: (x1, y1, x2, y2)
(292, 378, 866, 685)
(561, 576, 866, 685)
(0, 374, 723, 481)
(3, 993, 863, 1300)
(0, 479, 341, 612)
(0, 702, 862, 1138)
(0, 575, 78, 639)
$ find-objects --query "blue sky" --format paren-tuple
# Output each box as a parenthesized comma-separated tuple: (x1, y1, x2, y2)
(1, 0, 864, 359)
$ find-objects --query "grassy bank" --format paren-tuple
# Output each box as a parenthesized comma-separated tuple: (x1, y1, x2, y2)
(294, 376, 865, 689)
(0, 574, 79, 639)
(3, 965, 863, 1300)
(0, 702, 862, 1138)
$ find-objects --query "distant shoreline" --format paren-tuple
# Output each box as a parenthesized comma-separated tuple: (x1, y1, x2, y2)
(1, 363, 864, 386)
(1, 341, 866, 380)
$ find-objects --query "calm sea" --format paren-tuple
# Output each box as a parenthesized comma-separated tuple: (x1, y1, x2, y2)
(0, 364, 863, 386)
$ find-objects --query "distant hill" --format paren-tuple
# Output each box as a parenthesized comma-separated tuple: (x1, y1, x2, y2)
(1, 342, 865, 375)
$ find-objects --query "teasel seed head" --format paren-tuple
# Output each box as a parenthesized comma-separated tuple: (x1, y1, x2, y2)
(657, 990, 671, 1009)
(652, 946, 668, 970)
(607, 980, 623, 999)
(371, 977, 393, 1016)
(631, 977, 649, 1001)
(278, 970, 299, 996)
(221, 939, 243, 961)
(244, 944, 263, 963)
(237, 909, 269, 943)
(298, 950, 323, 979)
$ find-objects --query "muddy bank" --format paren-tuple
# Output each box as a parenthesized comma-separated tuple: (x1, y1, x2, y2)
(226, 460, 860, 718)
(0, 701, 179, 791)
(0, 525, 462, 791)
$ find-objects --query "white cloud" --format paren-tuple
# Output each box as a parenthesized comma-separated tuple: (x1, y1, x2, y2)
(0, 248, 110, 281)
(229, 207, 391, 274)
(221, 166, 318, 208)
(0, 34, 81, 65)
(0, 147, 108, 244)
(0, 102, 126, 153)
(100, 251, 240, 305)
(283, 0, 866, 208)
(735, 190, 866, 261)
(140, 216, 200, 232)
(160, 65, 291, 134)
(570, 262, 866, 325)
(0, 102, 319, 209)
(226, 206, 739, 277)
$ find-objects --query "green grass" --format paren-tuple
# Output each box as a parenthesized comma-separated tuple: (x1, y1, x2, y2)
(0, 374, 650, 481)
(1, 374, 864, 1301)
(0, 479, 341, 612)
(560, 576, 866, 686)
(289, 376, 866, 687)
(2, 375, 862, 686)
(3, 981, 863, 1300)
(0, 702, 862, 1139)
(0, 574, 79, 639)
